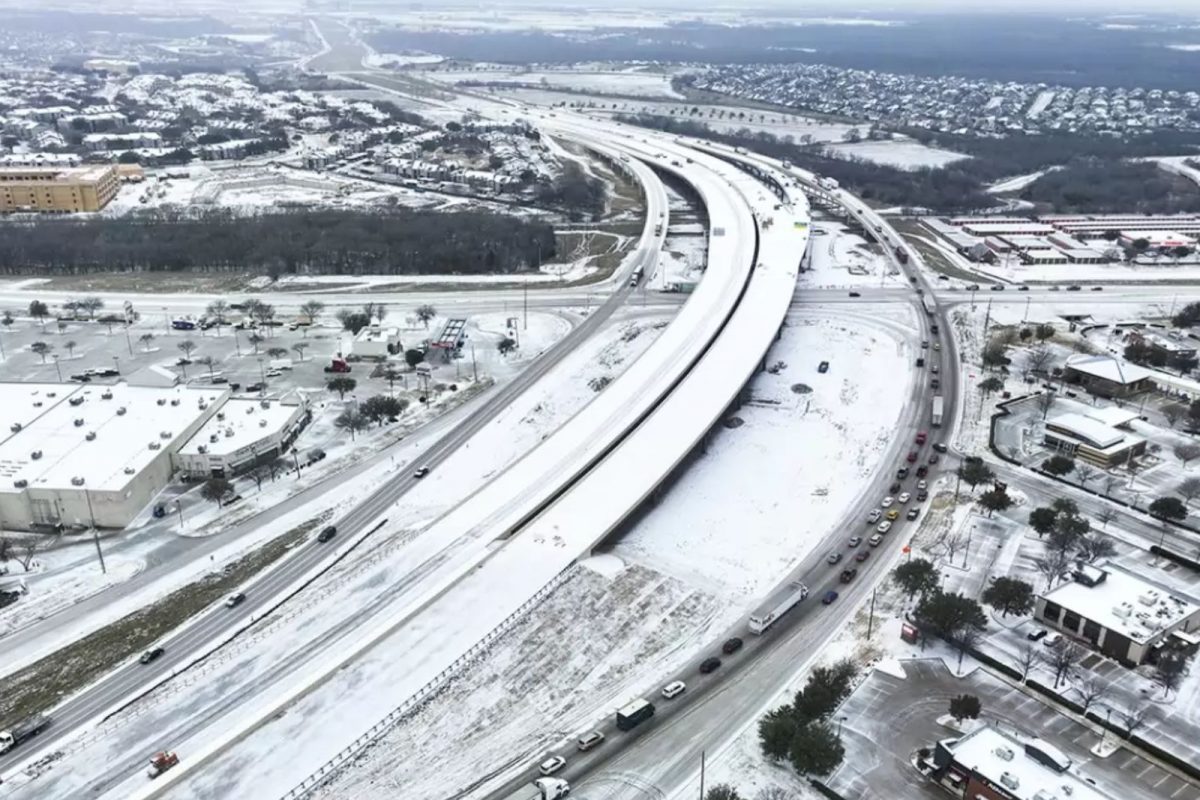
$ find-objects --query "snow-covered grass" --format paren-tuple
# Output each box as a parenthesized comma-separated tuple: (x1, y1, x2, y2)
(825, 140, 970, 171)
(804, 220, 904, 288)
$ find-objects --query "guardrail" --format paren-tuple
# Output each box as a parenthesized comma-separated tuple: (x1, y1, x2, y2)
(278, 566, 573, 800)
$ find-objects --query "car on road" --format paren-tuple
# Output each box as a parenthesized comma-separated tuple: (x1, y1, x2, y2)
(885, 509, 900, 521)
(915, 431, 927, 445)
(898, 492, 911, 503)
(869, 534, 883, 547)
(847, 536, 863, 548)
(966, 284, 980, 290)
(700, 657, 722, 674)
(539, 756, 566, 776)
(577, 731, 605, 751)
(929, 453, 940, 464)
(1092, 286, 1104, 291)
(1018, 285, 1030, 291)
(818, 361, 830, 373)
(1043, 632, 1064, 648)
(881, 496, 894, 508)
(933, 442, 948, 453)
(921, 340, 929, 349)
(866, 509, 882, 524)
(937, 274, 949, 280)
(990, 284, 1004, 291)
(1067, 285, 1081, 291)
(139, 646, 165, 665)
(931, 378, 940, 390)
(906, 451, 918, 463)
(916, 480, 927, 490)
(821, 590, 839, 605)
(317, 525, 337, 543)
(889, 481, 902, 494)
(848, 291, 861, 298)
(827, 551, 843, 565)
(839, 568, 858, 583)
(224, 592, 246, 608)
(413, 466, 431, 478)
(931, 364, 940, 374)
(1027, 628, 1048, 642)
(933, 342, 941, 350)
(245, 382, 265, 393)
(916, 465, 928, 478)
(876, 521, 892, 533)
(917, 491, 928, 502)
(906, 508, 920, 521)
(855, 550, 871, 563)
(661, 680, 687, 700)
(896, 467, 909, 479)
(722, 637, 744, 655)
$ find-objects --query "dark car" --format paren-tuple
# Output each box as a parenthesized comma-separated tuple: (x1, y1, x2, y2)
(966, 284, 980, 290)
(990, 284, 1004, 291)
(317, 525, 337, 543)
(245, 382, 265, 392)
(840, 568, 858, 583)
(722, 637, 744, 655)
(916, 491, 929, 502)
(929, 453, 940, 464)
(848, 291, 861, 297)
(700, 656, 722, 674)
(821, 590, 839, 605)
(229, 382, 241, 392)
(916, 465, 928, 478)
(818, 361, 830, 374)
(889, 482, 902, 494)
(139, 646, 165, 665)
(1018, 285, 1030, 291)
(855, 550, 870, 563)
(933, 443, 948, 453)
(1027, 628, 1049, 642)
(1092, 286, 1104, 291)
(413, 466, 431, 478)
(1067, 285, 1082, 291)
(906, 451, 919, 463)
(896, 467, 909, 479)
(906, 507, 921, 521)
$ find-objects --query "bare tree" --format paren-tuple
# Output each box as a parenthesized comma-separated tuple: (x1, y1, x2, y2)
(1102, 474, 1122, 497)
(1075, 534, 1117, 564)
(292, 343, 309, 361)
(1097, 505, 1118, 529)
(1016, 643, 1039, 684)
(1034, 550, 1074, 592)
(1116, 704, 1149, 739)
(1027, 344, 1053, 374)
(1178, 477, 1200, 507)
(1041, 640, 1085, 689)
(1072, 674, 1109, 713)
(1037, 391, 1056, 420)
(755, 789, 796, 800)
(1163, 403, 1188, 429)
(1074, 463, 1098, 489)
(1175, 443, 1200, 468)
(5, 537, 46, 570)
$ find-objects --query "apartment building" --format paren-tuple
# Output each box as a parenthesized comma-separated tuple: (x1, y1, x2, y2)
(0, 164, 121, 213)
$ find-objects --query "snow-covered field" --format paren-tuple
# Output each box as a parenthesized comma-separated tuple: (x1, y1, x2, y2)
(825, 140, 970, 171)
(428, 67, 684, 99)
(804, 220, 904, 288)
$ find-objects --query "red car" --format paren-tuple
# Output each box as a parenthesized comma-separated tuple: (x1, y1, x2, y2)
(915, 431, 928, 445)
(855, 550, 870, 563)
(906, 451, 919, 463)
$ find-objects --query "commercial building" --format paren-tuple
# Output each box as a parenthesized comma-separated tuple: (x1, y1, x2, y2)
(0, 164, 121, 213)
(1043, 410, 1145, 467)
(1118, 230, 1196, 251)
(0, 383, 227, 531)
(1061, 354, 1153, 398)
(174, 394, 311, 480)
(929, 725, 1115, 800)
(351, 325, 403, 359)
(1035, 561, 1200, 666)
(1129, 329, 1197, 361)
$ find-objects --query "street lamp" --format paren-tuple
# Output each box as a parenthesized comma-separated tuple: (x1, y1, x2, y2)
(113, 355, 120, 375)
(52, 354, 63, 382)
(175, 498, 185, 530)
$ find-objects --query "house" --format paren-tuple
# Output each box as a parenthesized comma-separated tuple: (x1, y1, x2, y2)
(1061, 354, 1153, 398)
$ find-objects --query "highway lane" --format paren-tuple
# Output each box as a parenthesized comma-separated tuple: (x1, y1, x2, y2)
(0, 159, 670, 781)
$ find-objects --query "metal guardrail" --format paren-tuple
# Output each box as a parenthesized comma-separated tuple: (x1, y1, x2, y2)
(277, 566, 573, 800)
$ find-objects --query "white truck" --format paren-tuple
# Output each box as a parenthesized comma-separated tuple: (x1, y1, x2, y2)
(819, 177, 840, 191)
(748, 581, 809, 634)
(0, 713, 51, 754)
(531, 777, 570, 799)
(932, 396, 944, 427)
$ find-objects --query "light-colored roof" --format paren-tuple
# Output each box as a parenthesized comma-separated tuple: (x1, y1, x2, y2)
(1046, 412, 1124, 448)
(1082, 405, 1139, 428)
(1043, 561, 1200, 645)
(0, 382, 224, 494)
(177, 397, 302, 458)
(1063, 354, 1151, 385)
(946, 726, 1114, 800)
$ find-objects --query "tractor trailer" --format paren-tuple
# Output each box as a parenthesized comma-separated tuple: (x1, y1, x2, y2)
(932, 396, 944, 427)
(0, 714, 51, 753)
(748, 580, 809, 634)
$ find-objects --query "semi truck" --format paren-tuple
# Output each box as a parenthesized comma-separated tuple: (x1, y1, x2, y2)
(0, 713, 51, 754)
(629, 267, 644, 287)
(323, 356, 351, 374)
(819, 177, 839, 191)
(921, 294, 936, 317)
(748, 580, 809, 634)
(615, 698, 655, 731)
(894, 246, 910, 265)
(932, 396, 944, 427)
(530, 778, 570, 799)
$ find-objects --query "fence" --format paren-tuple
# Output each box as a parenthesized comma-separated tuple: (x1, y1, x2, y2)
(277, 566, 573, 800)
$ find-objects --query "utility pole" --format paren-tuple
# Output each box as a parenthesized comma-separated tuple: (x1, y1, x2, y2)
(866, 587, 877, 638)
(982, 298, 993, 341)
(175, 499, 184, 530)
(85, 491, 106, 574)
(471, 343, 478, 381)
(698, 750, 705, 800)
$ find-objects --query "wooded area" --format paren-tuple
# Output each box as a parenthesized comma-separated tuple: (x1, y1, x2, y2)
(1020, 158, 1200, 214)
(0, 208, 557, 276)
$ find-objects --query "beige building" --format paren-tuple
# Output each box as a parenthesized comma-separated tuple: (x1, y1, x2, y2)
(0, 164, 121, 213)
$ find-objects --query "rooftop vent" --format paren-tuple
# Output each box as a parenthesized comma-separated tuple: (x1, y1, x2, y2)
(116, 407, 127, 416)
(13, 479, 27, 488)
(209, 434, 219, 443)
(123, 467, 135, 475)
(224, 428, 234, 438)
(1000, 772, 1019, 791)
(157, 398, 166, 406)
(70, 476, 84, 486)
(259, 419, 268, 428)
(148, 441, 162, 450)
(33, 401, 42, 408)
(101, 391, 113, 400)
(85, 432, 96, 441)
(217, 412, 225, 421)
(170, 399, 180, 406)
(246, 406, 255, 414)
(197, 445, 207, 454)
(46, 392, 56, 398)
(30, 450, 42, 460)
(994, 747, 1015, 761)
(9, 423, 20, 433)
(69, 396, 84, 406)
(74, 418, 85, 427)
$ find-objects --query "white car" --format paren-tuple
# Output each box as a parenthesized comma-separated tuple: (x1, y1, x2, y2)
(867, 509, 882, 524)
(898, 492, 911, 504)
(876, 521, 892, 534)
(916, 480, 928, 491)
(538, 756, 566, 776)
(661, 680, 687, 699)
(881, 496, 894, 508)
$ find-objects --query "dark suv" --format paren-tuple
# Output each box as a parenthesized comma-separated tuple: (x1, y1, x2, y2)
(700, 657, 722, 674)
(722, 637, 744, 655)
(317, 525, 337, 543)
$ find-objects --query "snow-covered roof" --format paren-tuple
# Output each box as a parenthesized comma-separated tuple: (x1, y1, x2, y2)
(1081, 405, 1138, 428)
(1045, 413, 1124, 448)
(944, 726, 1114, 800)
(1043, 561, 1200, 645)
(1063, 354, 1151, 385)
(176, 396, 303, 458)
(0, 383, 226, 494)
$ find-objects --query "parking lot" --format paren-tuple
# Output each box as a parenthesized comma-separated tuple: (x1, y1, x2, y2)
(829, 658, 1200, 800)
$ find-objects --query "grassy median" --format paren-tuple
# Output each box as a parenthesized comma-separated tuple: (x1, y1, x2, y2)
(0, 519, 319, 731)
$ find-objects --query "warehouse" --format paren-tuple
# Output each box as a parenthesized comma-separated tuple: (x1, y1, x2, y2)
(0, 382, 227, 531)
(174, 393, 311, 480)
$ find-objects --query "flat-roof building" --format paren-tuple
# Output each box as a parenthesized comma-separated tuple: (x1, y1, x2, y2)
(351, 325, 402, 359)
(1044, 411, 1145, 467)
(1062, 354, 1153, 398)
(0, 164, 120, 213)
(1035, 561, 1200, 665)
(929, 725, 1115, 800)
(0, 382, 227, 530)
(174, 394, 310, 480)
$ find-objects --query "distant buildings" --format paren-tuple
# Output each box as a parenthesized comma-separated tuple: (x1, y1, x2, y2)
(0, 164, 121, 213)
(1035, 561, 1200, 666)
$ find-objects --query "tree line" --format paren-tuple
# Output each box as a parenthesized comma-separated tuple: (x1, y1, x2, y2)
(0, 208, 557, 277)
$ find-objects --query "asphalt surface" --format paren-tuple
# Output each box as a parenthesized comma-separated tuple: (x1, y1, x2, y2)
(484, 152, 959, 800)
(0, 166, 669, 780)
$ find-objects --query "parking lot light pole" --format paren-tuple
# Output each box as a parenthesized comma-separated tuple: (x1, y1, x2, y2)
(175, 499, 184, 530)
(123, 324, 133, 356)
(52, 355, 62, 382)
(292, 449, 301, 479)
(84, 490, 106, 574)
